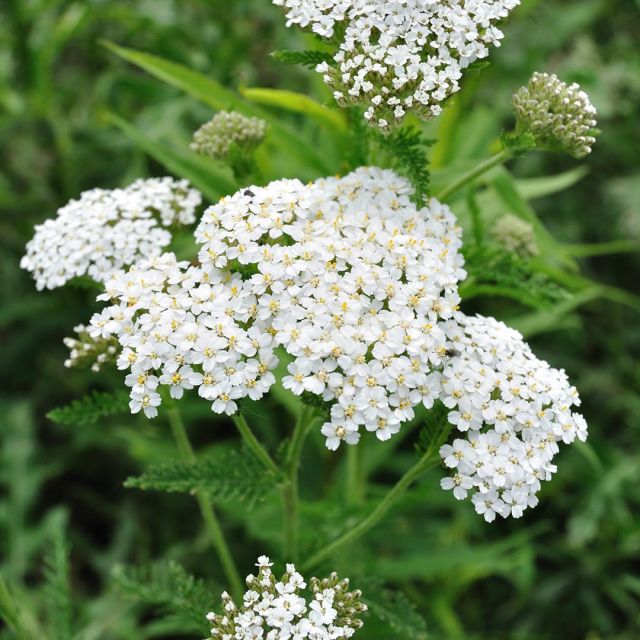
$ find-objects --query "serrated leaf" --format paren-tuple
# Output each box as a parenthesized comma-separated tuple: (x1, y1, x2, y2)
(357, 577, 428, 639)
(271, 49, 334, 69)
(47, 391, 130, 427)
(112, 562, 214, 635)
(377, 127, 433, 205)
(42, 523, 74, 640)
(416, 402, 452, 458)
(124, 446, 277, 505)
(461, 244, 570, 309)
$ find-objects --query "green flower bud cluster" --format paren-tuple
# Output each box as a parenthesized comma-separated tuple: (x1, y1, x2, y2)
(64, 324, 119, 372)
(491, 214, 539, 259)
(512, 72, 597, 159)
(191, 111, 267, 161)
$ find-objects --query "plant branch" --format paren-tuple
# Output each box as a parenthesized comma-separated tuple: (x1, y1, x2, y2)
(166, 404, 243, 601)
(282, 405, 318, 561)
(302, 449, 439, 571)
(436, 148, 513, 202)
(232, 413, 279, 474)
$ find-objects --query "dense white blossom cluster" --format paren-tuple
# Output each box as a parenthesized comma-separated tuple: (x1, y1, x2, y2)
(78, 167, 587, 521)
(195, 167, 466, 449)
(438, 314, 587, 521)
(191, 111, 268, 160)
(88, 252, 278, 418)
(207, 556, 366, 639)
(512, 71, 598, 158)
(273, 0, 520, 127)
(21, 178, 201, 290)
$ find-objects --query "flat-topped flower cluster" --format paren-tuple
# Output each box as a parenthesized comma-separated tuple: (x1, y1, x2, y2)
(439, 314, 587, 520)
(21, 177, 201, 290)
(273, 0, 520, 128)
(70, 167, 585, 521)
(206, 556, 366, 639)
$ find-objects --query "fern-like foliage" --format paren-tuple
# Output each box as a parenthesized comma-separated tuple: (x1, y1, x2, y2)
(47, 390, 130, 427)
(271, 49, 334, 69)
(357, 577, 428, 639)
(124, 447, 277, 505)
(344, 107, 371, 170)
(113, 562, 214, 635)
(416, 401, 452, 459)
(376, 127, 433, 206)
(463, 245, 570, 309)
(42, 526, 74, 640)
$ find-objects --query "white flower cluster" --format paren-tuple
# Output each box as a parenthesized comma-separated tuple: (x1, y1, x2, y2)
(438, 314, 587, 521)
(88, 168, 465, 429)
(206, 556, 366, 639)
(191, 111, 268, 161)
(88, 252, 278, 419)
(81, 167, 587, 521)
(21, 178, 201, 290)
(273, 0, 520, 128)
(195, 167, 466, 449)
(512, 71, 598, 158)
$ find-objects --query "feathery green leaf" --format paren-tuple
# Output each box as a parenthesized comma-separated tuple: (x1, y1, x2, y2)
(113, 562, 214, 635)
(358, 577, 428, 639)
(461, 245, 570, 309)
(42, 525, 74, 640)
(271, 49, 334, 69)
(377, 127, 433, 205)
(47, 391, 130, 427)
(124, 446, 277, 505)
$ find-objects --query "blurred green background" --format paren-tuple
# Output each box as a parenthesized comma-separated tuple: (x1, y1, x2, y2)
(1, 0, 639, 638)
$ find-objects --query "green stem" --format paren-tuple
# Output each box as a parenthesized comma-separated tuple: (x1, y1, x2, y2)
(302, 449, 439, 571)
(231, 413, 278, 474)
(166, 404, 243, 600)
(436, 148, 513, 202)
(282, 405, 317, 561)
(346, 445, 363, 506)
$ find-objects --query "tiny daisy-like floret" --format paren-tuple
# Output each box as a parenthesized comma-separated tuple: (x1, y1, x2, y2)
(438, 313, 587, 521)
(206, 556, 366, 639)
(195, 167, 466, 449)
(512, 72, 598, 158)
(191, 111, 268, 160)
(491, 214, 539, 258)
(273, 0, 520, 128)
(21, 178, 202, 290)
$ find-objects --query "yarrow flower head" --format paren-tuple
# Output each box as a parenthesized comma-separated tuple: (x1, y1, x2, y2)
(192, 111, 268, 161)
(206, 556, 367, 639)
(438, 313, 587, 521)
(273, 0, 520, 128)
(512, 71, 598, 158)
(89, 168, 466, 437)
(21, 178, 202, 290)
(491, 214, 539, 259)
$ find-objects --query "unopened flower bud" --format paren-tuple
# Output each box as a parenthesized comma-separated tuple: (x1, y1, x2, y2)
(191, 111, 267, 161)
(512, 72, 598, 158)
(491, 214, 539, 259)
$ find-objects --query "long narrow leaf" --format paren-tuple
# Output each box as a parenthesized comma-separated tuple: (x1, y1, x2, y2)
(102, 42, 332, 174)
(106, 113, 236, 201)
(239, 87, 346, 131)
